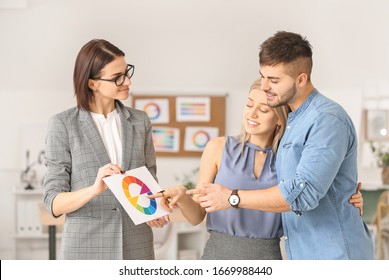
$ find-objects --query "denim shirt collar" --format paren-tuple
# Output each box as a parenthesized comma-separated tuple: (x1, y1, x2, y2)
(288, 89, 318, 122)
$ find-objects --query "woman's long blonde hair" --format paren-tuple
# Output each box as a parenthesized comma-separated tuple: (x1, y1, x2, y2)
(238, 78, 290, 154)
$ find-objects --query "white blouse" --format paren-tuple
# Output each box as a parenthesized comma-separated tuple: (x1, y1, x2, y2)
(90, 110, 122, 167)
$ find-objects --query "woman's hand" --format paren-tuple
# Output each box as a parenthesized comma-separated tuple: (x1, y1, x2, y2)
(186, 183, 231, 212)
(349, 182, 364, 216)
(146, 215, 170, 228)
(148, 186, 187, 211)
(90, 163, 124, 196)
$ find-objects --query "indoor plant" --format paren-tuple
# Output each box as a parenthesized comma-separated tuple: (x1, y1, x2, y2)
(370, 142, 389, 184)
(175, 167, 199, 190)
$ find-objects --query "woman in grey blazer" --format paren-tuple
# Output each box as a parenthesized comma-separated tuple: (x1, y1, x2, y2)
(43, 39, 168, 259)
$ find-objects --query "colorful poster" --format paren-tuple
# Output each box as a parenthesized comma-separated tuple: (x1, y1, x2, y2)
(152, 127, 180, 152)
(135, 98, 169, 123)
(184, 126, 219, 152)
(176, 97, 210, 122)
(103, 166, 170, 225)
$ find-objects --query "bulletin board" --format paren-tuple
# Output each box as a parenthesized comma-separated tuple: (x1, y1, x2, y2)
(131, 94, 226, 157)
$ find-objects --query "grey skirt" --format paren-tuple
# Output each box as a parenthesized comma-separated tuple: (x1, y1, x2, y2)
(201, 231, 282, 260)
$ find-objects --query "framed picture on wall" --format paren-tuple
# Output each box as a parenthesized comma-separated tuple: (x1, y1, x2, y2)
(364, 109, 389, 141)
(131, 94, 226, 157)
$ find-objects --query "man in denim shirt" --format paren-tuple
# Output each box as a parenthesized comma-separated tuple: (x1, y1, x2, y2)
(190, 31, 374, 259)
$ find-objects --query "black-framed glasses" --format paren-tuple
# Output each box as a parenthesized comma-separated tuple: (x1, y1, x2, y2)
(92, 64, 134, 86)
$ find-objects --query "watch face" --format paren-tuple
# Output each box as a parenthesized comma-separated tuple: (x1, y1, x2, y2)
(229, 194, 239, 206)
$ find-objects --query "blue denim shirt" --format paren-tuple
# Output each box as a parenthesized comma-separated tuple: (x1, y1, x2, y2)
(276, 89, 374, 259)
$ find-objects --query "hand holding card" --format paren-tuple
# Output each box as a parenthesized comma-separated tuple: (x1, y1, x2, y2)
(102, 166, 170, 225)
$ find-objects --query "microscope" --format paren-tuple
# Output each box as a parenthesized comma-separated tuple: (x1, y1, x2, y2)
(21, 150, 45, 190)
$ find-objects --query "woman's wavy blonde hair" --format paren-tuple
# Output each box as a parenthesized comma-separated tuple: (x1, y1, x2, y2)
(238, 78, 290, 154)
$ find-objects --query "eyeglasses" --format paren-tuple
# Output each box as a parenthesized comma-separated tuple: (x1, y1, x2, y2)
(92, 64, 134, 86)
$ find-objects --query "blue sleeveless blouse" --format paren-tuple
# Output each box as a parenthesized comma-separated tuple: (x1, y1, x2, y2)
(206, 136, 283, 239)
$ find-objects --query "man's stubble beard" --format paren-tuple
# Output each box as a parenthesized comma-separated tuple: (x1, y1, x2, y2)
(267, 84, 297, 108)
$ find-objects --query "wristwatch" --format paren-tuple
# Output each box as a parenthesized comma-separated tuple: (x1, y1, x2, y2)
(228, 189, 240, 208)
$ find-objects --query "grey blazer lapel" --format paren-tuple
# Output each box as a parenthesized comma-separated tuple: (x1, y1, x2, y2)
(79, 109, 111, 167)
(117, 102, 133, 171)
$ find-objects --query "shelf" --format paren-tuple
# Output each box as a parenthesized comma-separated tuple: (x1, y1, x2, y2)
(15, 234, 62, 240)
(13, 185, 62, 260)
(13, 189, 43, 195)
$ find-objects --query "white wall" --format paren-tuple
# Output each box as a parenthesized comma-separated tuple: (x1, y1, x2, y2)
(1, 0, 388, 259)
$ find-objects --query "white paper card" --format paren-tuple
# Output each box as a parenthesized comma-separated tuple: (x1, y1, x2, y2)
(184, 126, 219, 151)
(103, 166, 170, 225)
(176, 97, 211, 122)
(135, 98, 170, 124)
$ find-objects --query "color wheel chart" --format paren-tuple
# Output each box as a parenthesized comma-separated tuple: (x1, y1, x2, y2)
(192, 130, 210, 148)
(122, 176, 157, 215)
(143, 102, 160, 121)
(132, 94, 226, 157)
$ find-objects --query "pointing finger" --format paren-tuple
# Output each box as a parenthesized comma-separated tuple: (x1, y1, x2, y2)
(186, 188, 206, 195)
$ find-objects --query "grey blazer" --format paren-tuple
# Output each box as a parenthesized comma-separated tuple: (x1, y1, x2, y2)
(43, 101, 156, 260)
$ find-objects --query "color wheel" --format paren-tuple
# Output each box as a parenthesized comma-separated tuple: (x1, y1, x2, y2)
(192, 130, 210, 148)
(143, 102, 160, 120)
(122, 176, 157, 215)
